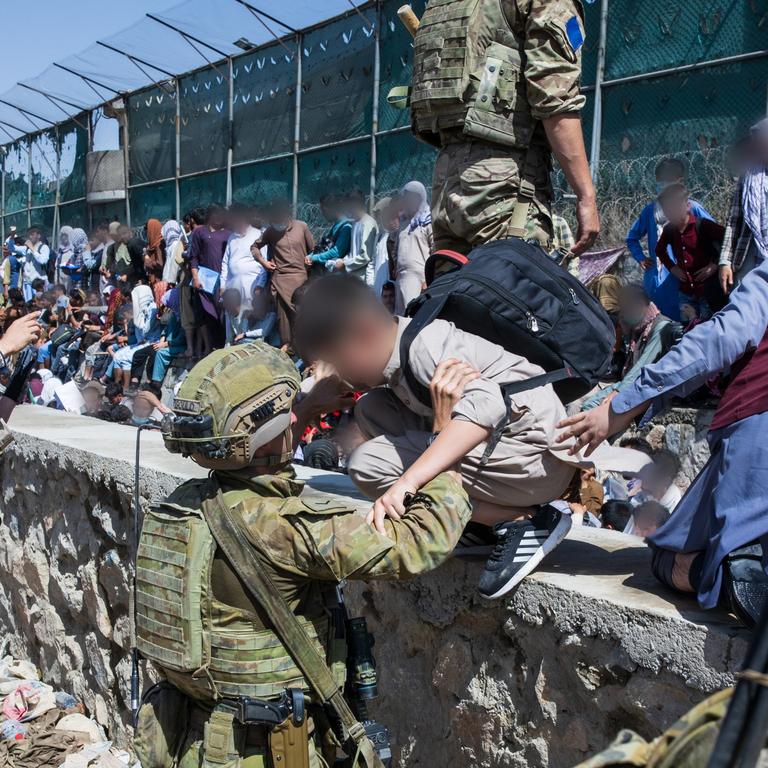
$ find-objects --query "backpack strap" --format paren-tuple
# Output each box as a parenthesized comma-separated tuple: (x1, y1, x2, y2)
(479, 367, 576, 465)
(399, 296, 449, 408)
(199, 485, 384, 768)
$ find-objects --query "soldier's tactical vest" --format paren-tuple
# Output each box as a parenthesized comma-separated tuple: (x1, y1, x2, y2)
(410, 0, 534, 148)
(135, 488, 343, 703)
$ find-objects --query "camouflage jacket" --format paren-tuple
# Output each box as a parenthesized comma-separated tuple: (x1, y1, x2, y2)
(164, 468, 472, 587)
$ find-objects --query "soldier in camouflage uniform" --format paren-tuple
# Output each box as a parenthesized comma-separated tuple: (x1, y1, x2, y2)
(133, 342, 471, 768)
(410, 0, 599, 254)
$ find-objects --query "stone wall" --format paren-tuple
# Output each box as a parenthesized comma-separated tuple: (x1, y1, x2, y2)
(0, 407, 748, 766)
(624, 407, 714, 489)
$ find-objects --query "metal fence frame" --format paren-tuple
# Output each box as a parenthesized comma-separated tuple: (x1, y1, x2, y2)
(2, 0, 768, 237)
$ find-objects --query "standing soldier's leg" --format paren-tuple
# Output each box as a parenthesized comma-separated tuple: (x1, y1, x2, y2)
(432, 139, 554, 253)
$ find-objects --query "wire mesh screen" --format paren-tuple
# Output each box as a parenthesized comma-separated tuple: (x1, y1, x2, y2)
(180, 170, 227, 212)
(232, 158, 292, 205)
(378, 0, 425, 132)
(128, 86, 177, 185)
(58, 201, 88, 230)
(4, 140, 29, 216)
(605, 0, 768, 80)
(29, 206, 55, 237)
(376, 131, 436, 195)
(299, 12, 376, 148)
(297, 139, 371, 205)
(130, 181, 176, 225)
(232, 44, 297, 164)
(180, 68, 229, 175)
(600, 57, 768, 161)
(30, 130, 58, 209)
(58, 120, 88, 203)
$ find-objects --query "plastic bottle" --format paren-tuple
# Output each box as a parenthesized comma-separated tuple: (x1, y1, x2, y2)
(1, 719, 28, 741)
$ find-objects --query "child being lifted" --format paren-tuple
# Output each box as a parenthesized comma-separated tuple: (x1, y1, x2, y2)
(294, 274, 642, 599)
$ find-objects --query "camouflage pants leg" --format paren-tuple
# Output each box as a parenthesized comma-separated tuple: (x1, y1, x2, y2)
(134, 683, 326, 768)
(431, 140, 553, 254)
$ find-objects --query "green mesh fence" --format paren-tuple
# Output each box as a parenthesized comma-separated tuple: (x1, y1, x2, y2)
(605, 0, 768, 80)
(233, 44, 296, 164)
(180, 68, 229, 175)
(58, 201, 88, 230)
(179, 170, 227, 212)
(130, 182, 176, 226)
(232, 159, 292, 205)
(29, 206, 55, 238)
(58, 120, 88, 203)
(376, 131, 435, 195)
(378, 0, 426, 132)
(3, 1, 768, 244)
(30, 130, 57, 209)
(297, 140, 371, 205)
(128, 86, 177, 185)
(4, 140, 29, 217)
(299, 12, 375, 148)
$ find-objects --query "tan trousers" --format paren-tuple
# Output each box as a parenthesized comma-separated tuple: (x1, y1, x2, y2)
(349, 389, 575, 509)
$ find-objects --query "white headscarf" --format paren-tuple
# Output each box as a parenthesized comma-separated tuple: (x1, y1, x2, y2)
(131, 284, 156, 336)
(400, 180, 432, 233)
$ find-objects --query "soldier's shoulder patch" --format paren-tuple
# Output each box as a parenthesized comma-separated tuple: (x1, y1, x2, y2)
(566, 15, 584, 52)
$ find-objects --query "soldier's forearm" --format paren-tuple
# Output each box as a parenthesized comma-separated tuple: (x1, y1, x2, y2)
(542, 114, 595, 203)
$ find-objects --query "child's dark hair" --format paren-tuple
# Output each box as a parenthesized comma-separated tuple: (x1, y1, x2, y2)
(633, 500, 671, 529)
(294, 274, 386, 361)
(618, 436, 653, 456)
(601, 500, 632, 531)
(31, 278, 46, 291)
(105, 382, 124, 400)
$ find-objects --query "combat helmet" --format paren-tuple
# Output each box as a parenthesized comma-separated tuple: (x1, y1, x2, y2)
(162, 342, 300, 470)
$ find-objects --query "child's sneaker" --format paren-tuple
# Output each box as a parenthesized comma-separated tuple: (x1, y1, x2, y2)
(453, 521, 497, 557)
(478, 502, 572, 599)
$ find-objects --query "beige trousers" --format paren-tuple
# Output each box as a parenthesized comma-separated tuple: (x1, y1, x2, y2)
(348, 389, 575, 509)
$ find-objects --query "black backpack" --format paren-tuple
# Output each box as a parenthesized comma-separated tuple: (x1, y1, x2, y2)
(400, 237, 616, 410)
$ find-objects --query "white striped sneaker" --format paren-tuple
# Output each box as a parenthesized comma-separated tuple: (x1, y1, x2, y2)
(478, 502, 572, 600)
(453, 521, 497, 557)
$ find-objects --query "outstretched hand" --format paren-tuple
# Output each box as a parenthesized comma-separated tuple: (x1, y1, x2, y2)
(556, 393, 636, 456)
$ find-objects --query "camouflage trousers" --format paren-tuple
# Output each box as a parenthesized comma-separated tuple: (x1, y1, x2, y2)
(431, 138, 554, 254)
(134, 683, 328, 768)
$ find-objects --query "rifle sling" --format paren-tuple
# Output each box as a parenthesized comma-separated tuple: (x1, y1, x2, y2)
(200, 484, 383, 768)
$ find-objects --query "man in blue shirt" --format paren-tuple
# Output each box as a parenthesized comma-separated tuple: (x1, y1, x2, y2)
(308, 194, 352, 271)
(626, 157, 712, 321)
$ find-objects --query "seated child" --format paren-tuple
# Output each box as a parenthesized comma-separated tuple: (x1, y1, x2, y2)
(294, 275, 643, 599)
(656, 184, 725, 322)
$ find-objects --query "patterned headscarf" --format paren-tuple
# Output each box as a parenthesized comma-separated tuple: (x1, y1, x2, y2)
(400, 180, 432, 233)
(69, 228, 89, 267)
(742, 117, 768, 262)
(162, 219, 183, 252)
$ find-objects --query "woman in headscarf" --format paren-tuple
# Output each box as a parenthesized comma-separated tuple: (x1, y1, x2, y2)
(161, 219, 184, 286)
(64, 228, 89, 288)
(143, 219, 165, 280)
(394, 180, 433, 314)
(55, 226, 74, 288)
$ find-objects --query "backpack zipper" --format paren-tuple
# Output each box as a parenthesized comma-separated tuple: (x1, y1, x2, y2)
(569, 288, 580, 305)
(464, 275, 543, 333)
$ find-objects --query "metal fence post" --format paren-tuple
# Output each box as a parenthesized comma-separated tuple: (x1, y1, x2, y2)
(53, 125, 61, 242)
(589, 0, 609, 177)
(175, 79, 181, 219)
(369, 0, 382, 210)
(123, 99, 132, 228)
(292, 33, 303, 211)
(26, 137, 32, 228)
(226, 57, 234, 206)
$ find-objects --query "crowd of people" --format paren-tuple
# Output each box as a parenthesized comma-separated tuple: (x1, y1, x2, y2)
(0, 183, 436, 426)
(1, 120, 767, 622)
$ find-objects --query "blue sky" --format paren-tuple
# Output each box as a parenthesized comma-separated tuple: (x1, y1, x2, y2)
(0, 0, 166, 94)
